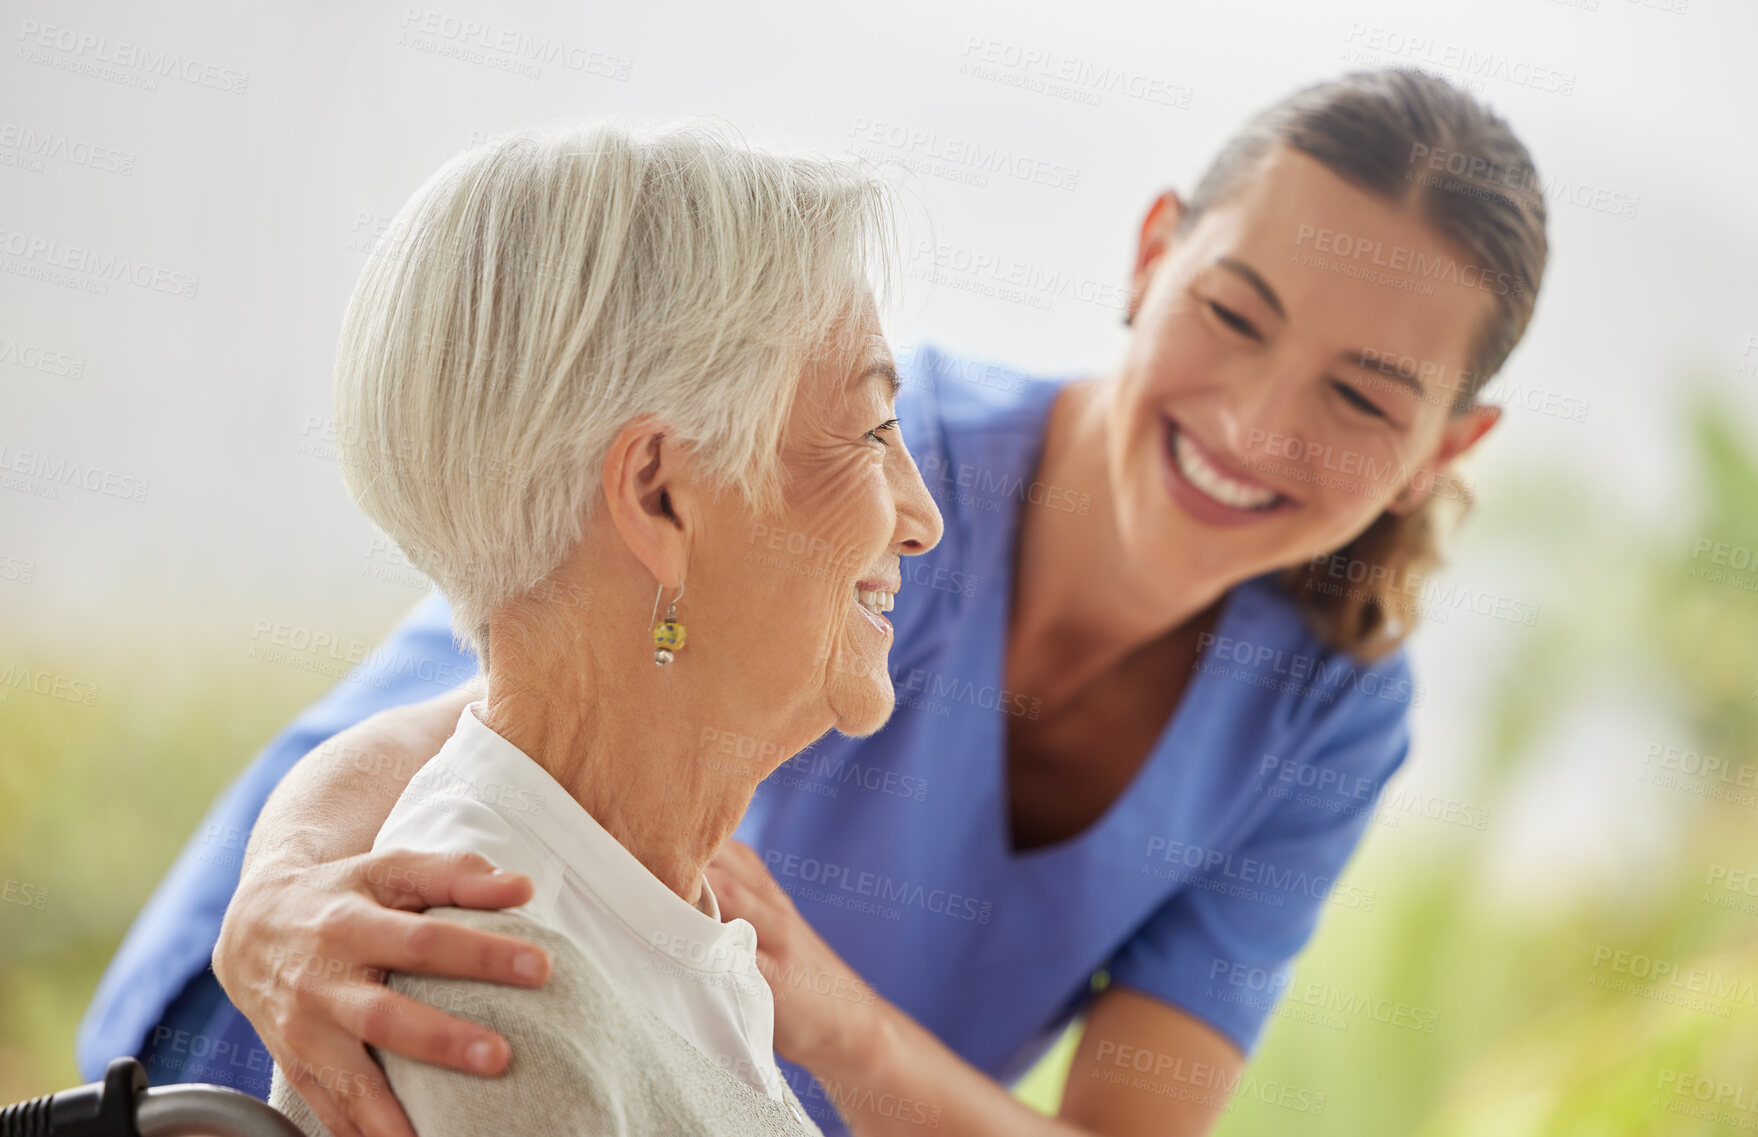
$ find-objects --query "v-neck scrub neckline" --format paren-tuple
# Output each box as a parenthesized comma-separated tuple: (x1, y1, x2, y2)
(975, 438, 1255, 865)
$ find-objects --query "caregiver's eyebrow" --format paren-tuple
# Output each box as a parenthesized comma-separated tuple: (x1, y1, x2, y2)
(1339, 349, 1426, 397)
(1215, 256, 1286, 320)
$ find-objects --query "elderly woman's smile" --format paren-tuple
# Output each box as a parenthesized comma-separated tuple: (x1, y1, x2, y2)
(681, 314, 938, 743)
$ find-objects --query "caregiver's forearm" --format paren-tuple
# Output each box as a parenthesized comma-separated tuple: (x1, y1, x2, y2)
(813, 1003, 1092, 1137)
(240, 677, 481, 876)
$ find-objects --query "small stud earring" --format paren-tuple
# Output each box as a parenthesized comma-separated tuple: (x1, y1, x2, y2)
(650, 581, 687, 666)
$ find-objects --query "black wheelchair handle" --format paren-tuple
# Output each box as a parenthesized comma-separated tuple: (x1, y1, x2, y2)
(0, 1057, 303, 1137)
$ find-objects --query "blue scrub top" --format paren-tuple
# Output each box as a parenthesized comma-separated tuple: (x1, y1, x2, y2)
(78, 346, 1414, 1132)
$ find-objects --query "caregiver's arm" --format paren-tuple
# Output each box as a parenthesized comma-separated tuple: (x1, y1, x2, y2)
(832, 987, 1237, 1137)
(708, 842, 1237, 1137)
(231, 678, 476, 875)
(214, 677, 552, 1137)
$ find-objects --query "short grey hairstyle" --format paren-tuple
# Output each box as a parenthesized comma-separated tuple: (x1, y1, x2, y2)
(333, 121, 898, 664)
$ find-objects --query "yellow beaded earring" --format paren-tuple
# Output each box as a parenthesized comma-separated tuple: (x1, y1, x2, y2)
(650, 582, 687, 666)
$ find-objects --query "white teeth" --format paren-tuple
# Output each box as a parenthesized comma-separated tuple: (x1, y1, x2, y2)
(1173, 428, 1279, 510)
(855, 589, 895, 613)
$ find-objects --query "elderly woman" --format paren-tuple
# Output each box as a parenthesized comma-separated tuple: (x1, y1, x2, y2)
(262, 122, 941, 1136)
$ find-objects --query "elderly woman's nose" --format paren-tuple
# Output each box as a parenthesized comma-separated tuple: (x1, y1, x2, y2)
(889, 445, 944, 555)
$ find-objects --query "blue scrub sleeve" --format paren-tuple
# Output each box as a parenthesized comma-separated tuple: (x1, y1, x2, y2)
(76, 591, 477, 1087)
(1106, 657, 1415, 1057)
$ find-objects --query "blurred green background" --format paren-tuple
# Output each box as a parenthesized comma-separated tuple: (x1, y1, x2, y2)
(5, 391, 1757, 1134)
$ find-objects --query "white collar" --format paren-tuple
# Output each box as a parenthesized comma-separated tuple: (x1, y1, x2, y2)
(434, 701, 757, 973)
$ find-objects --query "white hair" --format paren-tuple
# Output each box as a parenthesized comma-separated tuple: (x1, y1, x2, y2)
(333, 120, 898, 664)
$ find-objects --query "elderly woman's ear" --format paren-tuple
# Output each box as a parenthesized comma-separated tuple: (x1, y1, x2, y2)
(600, 415, 694, 591)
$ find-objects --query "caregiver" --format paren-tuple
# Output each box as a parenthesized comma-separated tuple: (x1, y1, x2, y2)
(81, 68, 1547, 1137)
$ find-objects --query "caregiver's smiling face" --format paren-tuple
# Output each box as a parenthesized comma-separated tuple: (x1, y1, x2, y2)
(1111, 146, 1501, 586)
(694, 294, 943, 743)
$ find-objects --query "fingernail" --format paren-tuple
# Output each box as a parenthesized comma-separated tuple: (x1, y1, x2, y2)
(513, 951, 542, 981)
(467, 1039, 498, 1072)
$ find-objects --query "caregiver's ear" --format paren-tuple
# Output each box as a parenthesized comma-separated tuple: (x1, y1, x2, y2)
(1387, 402, 1503, 517)
(1433, 401, 1502, 467)
(1127, 190, 1186, 325)
(600, 416, 693, 587)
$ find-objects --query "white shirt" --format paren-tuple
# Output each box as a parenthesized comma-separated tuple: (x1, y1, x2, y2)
(373, 701, 788, 1103)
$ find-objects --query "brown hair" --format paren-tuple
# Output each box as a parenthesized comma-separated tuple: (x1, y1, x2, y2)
(1177, 69, 1549, 661)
